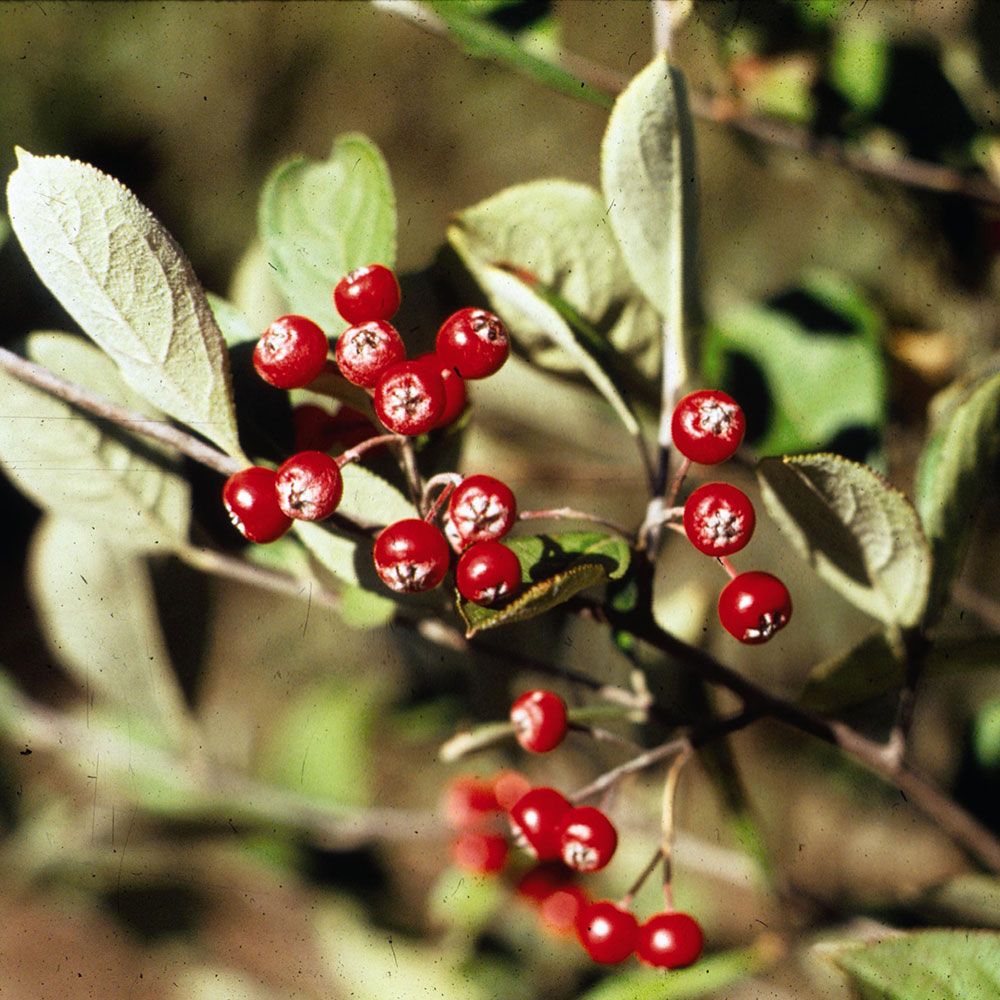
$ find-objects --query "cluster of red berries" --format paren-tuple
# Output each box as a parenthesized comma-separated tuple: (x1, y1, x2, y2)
(672, 389, 792, 644)
(446, 688, 705, 968)
(373, 473, 522, 606)
(220, 263, 512, 546)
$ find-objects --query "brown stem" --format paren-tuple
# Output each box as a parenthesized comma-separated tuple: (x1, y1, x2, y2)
(336, 433, 401, 467)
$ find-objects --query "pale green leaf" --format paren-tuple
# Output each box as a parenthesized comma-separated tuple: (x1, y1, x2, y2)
(28, 517, 192, 746)
(758, 454, 931, 627)
(601, 53, 697, 389)
(831, 29, 889, 114)
(448, 179, 661, 380)
(0, 332, 190, 550)
(915, 355, 1000, 621)
(228, 239, 288, 330)
(7, 149, 242, 455)
(208, 291, 258, 347)
(259, 133, 395, 331)
(826, 930, 1000, 1000)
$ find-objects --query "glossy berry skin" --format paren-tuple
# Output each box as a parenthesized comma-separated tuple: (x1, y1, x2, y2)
(333, 264, 401, 324)
(373, 519, 450, 594)
(492, 769, 531, 812)
(222, 467, 292, 544)
(718, 571, 792, 644)
(683, 482, 756, 557)
(451, 831, 508, 875)
(456, 541, 522, 606)
(516, 862, 574, 905)
(335, 319, 406, 388)
(636, 912, 704, 969)
(275, 450, 344, 521)
(577, 901, 639, 964)
(671, 389, 746, 464)
(510, 690, 568, 753)
(509, 787, 571, 861)
(373, 360, 446, 436)
(444, 776, 499, 830)
(436, 307, 510, 379)
(558, 806, 618, 872)
(445, 475, 517, 551)
(253, 315, 329, 389)
(415, 353, 467, 428)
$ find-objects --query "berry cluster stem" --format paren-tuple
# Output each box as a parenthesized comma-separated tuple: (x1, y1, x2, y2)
(336, 433, 403, 467)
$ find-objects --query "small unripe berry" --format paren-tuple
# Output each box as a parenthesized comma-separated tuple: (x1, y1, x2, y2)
(275, 450, 344, 521)
(509, 787, 571, 861)
(718, 571, 792, 644)
(492, 769, 531, 812)
(683, 482, 756, 557)
(456, 540, 522, 606)
(373, 360, 446, 436)
(445, 475, 517, 551)
(253, 315, 328, 389)
(558, 806, 617, 872)
(540, 885, 589, 937)
(577, 900, 638, 964)
(333, 264, 401, 324)
(335, 319, 406, 388)
(451, 831, 508, 875)
(436, 307, 510, 379)
(373, 518, 450, 593)
(671, 389, 746, 464)
(222, 467, 292, 544)
(636, 912, 704, 969)
(510, 690, 568, 753)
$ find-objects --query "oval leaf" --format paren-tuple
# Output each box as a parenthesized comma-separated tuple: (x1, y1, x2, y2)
(458, 532, 631, 636)
(601, 54, 697, 387)
(0, 333, 189, 550)
(915, 354, 1000, 621)
(28, 517, 192, 746)
(758, 454, 931, 628)
(7, 149, 241, 456)
(826, 930, 1000, 1000)
(259, 133, 396, 332)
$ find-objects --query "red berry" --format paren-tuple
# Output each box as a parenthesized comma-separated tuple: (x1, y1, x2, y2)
(492, 769, 531, 812)
(636, 911, 704, 969)
(253, 315, 328, 389)
(718, 571, 792, 644)
(373, 518, 450, 593)
(577, 900, 638, 964)
(435, 307, 510, 379)
(540, 885, 589, 937)
(415, 353, 467, 428)
(445, 475, 517, 551)
(333, 264, 401, 324)
(683, 482, 756, 557)
(444, 776, 500, 830)
(275, 450, 344, 521)
(451, 831, 508, 875)
(373, 360, 446, 436)
(510, 690, 568, 754)
(222, 467, 292, 544)
(509, 787, 571, 861)
(516, 862, 574, 905)
(335, 320, 406, 388)
(558, 806, 617, 872)
(671, 390, 746, 464)
(292, 404, 340, 452)
(456, 541, 522, 606)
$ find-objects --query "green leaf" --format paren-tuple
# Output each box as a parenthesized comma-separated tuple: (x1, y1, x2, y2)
(915, 354, 1000, 621)
(918, 875, 1000, 930)
(448, 178, 661, 381)
(28, 517, 192, 746)
(601, 53, 697, 390)
(830, 29, 889, 114)
(801, 634, 1000, 713)
(208, 291, 259, 347)
(579, 942, 780, 1000)
(7, 149, 242, 456)
(826, 930, 1000, 999)
(974, 697, 1000, 769)
(259, 133, 395, 331)
(758, 454, 931, 628)
(421, 1, 612, 109)
(458, 532, 631, 636)
(703, 272, 886, 456)
(0, 333, 190, 550)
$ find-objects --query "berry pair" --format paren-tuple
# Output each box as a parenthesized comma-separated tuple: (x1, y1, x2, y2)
(222, 452, 344, 544)
(577, 901, 704, 967)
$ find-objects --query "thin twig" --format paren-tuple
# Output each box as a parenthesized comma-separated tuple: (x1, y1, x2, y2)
(398, 438, 424, 512)
(0, 345, 243, 477)
(884, 627, 931, 769)
(336, 433, 401, 467)
(659, 744, 692, 910)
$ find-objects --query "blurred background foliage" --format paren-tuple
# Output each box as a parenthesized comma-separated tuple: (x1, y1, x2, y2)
(2, 1, 1000, 997)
